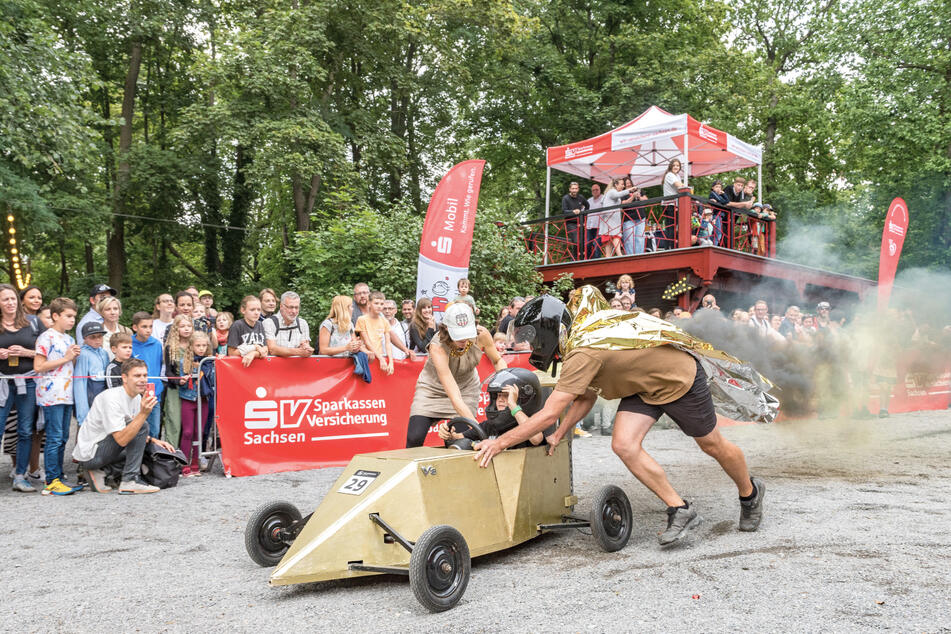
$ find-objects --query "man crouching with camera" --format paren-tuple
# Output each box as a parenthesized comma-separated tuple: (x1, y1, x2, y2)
(73, 358, 175, 494)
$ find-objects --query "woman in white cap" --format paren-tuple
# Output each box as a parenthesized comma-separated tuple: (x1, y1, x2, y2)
(406, 302, 506, 447)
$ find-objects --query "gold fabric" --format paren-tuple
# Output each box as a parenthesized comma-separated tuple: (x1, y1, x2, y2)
(563, 285, 778, 422)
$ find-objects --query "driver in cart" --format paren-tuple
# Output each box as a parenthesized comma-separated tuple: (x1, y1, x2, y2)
(474, 286, 776, 547)
(436, 367, 554, 450)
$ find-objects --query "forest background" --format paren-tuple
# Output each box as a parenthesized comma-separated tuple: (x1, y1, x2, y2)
(1, 0, 947, 322)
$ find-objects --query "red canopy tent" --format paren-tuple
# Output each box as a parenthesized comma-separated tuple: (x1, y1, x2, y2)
(544, 106, 762, 211)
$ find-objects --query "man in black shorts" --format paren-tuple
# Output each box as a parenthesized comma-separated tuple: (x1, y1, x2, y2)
(474, 294, 765, 546)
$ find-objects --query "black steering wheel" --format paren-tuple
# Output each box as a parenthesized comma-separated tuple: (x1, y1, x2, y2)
(446, 416, 485, 451)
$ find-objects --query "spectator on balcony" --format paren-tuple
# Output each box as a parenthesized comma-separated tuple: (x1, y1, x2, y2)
(648, 307, 662, 318)
(620, 295, 634, 311)
(351, 283, 370, 326)
(602, 179, 636, 256)
(697, 208, 715, 246)
(620, 176, 650, 256)
(609, 297, 623, 310)
(725, 176, 753, 213)
(815, 302, 832, 329)
(660, 160, 689, 249)
(585, 183, 604, 259)
(561, 182, 590, 259)
(708, 180, 729, 246)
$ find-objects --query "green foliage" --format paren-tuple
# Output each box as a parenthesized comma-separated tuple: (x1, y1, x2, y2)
(1, 0, 948, 314)
(288, 190, 541, 327)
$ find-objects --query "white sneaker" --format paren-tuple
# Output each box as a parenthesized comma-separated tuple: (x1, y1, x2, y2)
(118, 479, 159, 495)
(85, 468, 112, 493)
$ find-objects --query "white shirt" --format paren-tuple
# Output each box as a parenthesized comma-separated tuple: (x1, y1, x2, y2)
(586, 194, 605, 229)
(152, 319, 172, 343)
(663, 171, 683, 197)
(73, 386, 141, 462)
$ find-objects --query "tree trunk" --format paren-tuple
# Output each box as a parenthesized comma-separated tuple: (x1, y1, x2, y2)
(222, 145, 252, 282)
(108, 40, 143, 294)
(84, 242, 94, 274)
(59, 242, 69, 294)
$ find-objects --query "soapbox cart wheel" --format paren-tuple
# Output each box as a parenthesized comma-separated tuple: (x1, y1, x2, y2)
(409, 525, 471, 612)
(245, 500, 302, 567)
(589, 485, 633, 552)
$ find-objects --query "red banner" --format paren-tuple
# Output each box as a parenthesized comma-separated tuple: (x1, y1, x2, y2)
(215, 353, 533, 477)
(877, 197, 909, 310)
(415, 160, 485, 315)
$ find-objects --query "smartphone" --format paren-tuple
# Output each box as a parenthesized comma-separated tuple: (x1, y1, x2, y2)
(145, 383, 156, 397)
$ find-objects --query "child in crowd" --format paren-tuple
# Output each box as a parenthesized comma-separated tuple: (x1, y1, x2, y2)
(355, 291, 394, 375)
(193, 303, 214, 334)
(131, 311, 164, 438)
(318, 296, 360, 357)
(493, 331, 507, 354)
(452, 278, 479, 315)
(163, 314, 194, 447)
(179, 332, 209, 476)
(198, 290, 217, 319)
(697, 208, 715, 246)
(615, 274, 636, 302)
(105, 332, 133, 389)
(33, 297, 82, 495)
(214, 311, 233, 356)
(73, 322, 110, 425)
(37, 305, 52, 329)
(227, 296, 268, 366)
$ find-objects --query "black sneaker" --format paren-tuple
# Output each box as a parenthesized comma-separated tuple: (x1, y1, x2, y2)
(739, 477, 765, 532)
(658, 504, 701, 546)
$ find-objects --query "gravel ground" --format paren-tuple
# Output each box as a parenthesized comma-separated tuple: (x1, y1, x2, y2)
(2, 410, 950, 633)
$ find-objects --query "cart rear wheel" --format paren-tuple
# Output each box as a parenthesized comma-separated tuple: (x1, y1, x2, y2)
(590, 485, 632, 552)
(409, 525, 471, 612)
(245, 500, 302, 567)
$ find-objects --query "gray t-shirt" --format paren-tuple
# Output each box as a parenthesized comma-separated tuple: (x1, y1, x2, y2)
(72, 387, 141, 462)
(263, 314, 311, 352)
(319, 319, 354, 357)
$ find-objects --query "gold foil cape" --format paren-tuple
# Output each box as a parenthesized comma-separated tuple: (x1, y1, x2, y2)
(565, 286, 779, 423)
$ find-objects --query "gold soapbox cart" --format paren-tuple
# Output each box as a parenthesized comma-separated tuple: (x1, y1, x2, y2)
(245, 418, 632, 612)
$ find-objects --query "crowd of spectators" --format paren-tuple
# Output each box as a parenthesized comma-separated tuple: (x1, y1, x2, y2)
(557, 162, 777, 258)
(3, 272, 945, 495)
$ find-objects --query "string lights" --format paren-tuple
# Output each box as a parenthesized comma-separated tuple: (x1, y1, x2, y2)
(6, 212, 30, 290)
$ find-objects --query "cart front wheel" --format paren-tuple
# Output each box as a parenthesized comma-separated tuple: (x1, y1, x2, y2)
(590, 485, 633, 552)
(245, 500, 302, 567)
(409, 525, 471, 612)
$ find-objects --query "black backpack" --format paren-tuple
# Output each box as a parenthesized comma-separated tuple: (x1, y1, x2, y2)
(141, 444, 188, 489)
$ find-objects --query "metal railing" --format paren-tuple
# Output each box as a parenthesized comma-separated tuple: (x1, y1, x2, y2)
(518, 190, 776, 264)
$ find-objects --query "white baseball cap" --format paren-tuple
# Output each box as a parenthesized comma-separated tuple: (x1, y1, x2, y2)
(443, 302, 477, 341)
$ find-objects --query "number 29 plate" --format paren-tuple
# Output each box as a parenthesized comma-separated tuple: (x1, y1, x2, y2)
(337, 470, 380, 496)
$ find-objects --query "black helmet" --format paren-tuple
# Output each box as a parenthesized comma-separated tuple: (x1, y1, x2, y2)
(511, 295, 572, 371)
(484, 368, 543, 437)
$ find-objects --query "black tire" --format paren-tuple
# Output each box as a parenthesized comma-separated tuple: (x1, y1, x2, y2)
(589, 485, 633, 552)
(245, 500, 302, 567)
(409, 525, 471, 612)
